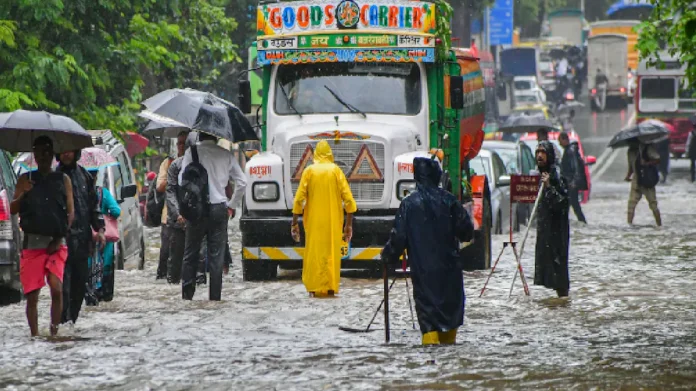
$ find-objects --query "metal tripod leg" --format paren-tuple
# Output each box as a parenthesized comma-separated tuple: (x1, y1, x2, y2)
(479, 243, 508, 297)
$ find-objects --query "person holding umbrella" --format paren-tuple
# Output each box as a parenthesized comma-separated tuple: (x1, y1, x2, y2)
(625, 141, 661, 226)
(56, 149, 105, 324)
(10, 137, 75, 337)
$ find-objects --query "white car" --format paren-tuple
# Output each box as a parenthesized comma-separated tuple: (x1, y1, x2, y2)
(513, 75, 547, 103)
(514, 90, 546, 108)
(468, 149, 515, 235)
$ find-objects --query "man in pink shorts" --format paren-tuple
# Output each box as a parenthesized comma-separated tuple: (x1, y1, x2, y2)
(11, 136, 74, 337)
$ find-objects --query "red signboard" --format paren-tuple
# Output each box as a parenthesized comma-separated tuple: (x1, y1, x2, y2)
(510, 175, 540, 204)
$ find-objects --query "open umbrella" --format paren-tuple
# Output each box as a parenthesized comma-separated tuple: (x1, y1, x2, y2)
(123, 132, 149, 157)
(139, 88, 257, 143)
(0, 110, 93, 153)
(140, 119, 190, 138)
(15, 147, 117, 174)
(608, 119, 672, 149)
(499, 113, 559, 133)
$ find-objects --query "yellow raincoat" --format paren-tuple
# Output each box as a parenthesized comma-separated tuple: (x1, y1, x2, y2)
(292, 141, 357, 295)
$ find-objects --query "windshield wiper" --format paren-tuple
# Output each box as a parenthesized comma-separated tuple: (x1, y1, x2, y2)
(278, 82, 302, 118)
(324, 85, 366, 118)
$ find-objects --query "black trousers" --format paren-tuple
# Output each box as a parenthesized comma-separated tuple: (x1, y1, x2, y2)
(691, 159, 696, 182)
(61, 253, 89, 324)
(182, 203, 228, 301)
(569, 188, 587, 223)
(157, 225, 172, 278)
(168, 227, 186, 284)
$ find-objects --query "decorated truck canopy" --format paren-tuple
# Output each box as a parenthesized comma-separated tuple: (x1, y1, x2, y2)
(256, 0, 438, 66)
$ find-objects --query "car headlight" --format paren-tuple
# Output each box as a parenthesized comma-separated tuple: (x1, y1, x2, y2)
(252, 182, 279, 202)
(397, 180, 416, 200)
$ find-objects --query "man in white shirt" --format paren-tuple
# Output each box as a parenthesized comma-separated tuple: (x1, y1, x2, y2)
(178, 132, 247, 301)
(556, 57, 569, 99)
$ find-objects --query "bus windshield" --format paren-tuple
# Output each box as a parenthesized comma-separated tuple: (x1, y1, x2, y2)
(274, 63, 422, 116)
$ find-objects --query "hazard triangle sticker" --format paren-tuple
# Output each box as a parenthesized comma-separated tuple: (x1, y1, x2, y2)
(292, 144, 314, 182)
(347, 144, 383, 182)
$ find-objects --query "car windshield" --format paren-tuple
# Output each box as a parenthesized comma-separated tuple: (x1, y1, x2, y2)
(515, 95, 539, 105)
(274, 63, 422, 116)
(492, 149, 518, 173)
(514, 80, 533, 90)
(469, 156, 491, 177)
(539, 62, 553, 72)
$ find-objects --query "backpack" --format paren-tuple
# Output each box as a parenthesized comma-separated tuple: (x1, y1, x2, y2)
(178, 145, 209, 222)
(636, 147, 659, 189)
(144, 173, 165, 228)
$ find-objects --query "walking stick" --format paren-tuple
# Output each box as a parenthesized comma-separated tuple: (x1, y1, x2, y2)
(383, 261, 390, 343)
(508, 182, 545, 297)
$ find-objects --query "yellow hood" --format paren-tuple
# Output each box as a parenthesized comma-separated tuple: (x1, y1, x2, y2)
(313, 140, 334, 164)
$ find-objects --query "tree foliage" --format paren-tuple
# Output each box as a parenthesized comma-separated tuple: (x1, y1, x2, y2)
(636, 1, 696, 88)
(0, 0, 243, 133)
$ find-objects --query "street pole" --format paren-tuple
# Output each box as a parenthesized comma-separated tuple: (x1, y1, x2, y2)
(580, 0, 585, 18)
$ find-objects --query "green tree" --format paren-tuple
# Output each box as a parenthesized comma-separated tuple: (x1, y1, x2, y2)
(0, 0, 242, 133)
(636, 1, 696, 88)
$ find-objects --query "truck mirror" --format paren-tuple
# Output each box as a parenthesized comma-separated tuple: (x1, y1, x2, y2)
(497, 83, 507, 101)
(450, 76, 464, 110)
(238, 80, 252, 114)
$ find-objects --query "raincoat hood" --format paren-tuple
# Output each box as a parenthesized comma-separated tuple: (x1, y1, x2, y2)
(313, 140, 334, 164)
(537, 141, 556, 172)
(413, 157, 441, 188)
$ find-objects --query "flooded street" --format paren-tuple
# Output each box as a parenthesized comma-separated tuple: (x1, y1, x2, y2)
(2, 106, 696, 390)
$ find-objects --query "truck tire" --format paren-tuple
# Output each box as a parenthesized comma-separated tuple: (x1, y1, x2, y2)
(460, 188, 492, 270)
(242, 260, 277, 281)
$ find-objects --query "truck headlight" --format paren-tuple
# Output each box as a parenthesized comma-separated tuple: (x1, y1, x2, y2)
(252, 182, 279, 202)
(397, 180, 416, 200)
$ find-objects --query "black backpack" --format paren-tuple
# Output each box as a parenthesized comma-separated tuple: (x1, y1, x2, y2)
(575, 150, 589, 191)
(178, 145, 209, 222)
(636, 147, 659, 189)
(144, 174, 165, 228)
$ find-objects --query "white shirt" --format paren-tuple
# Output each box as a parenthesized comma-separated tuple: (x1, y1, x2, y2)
(178, 140, 247, 209)
(556, 58, 568, 77)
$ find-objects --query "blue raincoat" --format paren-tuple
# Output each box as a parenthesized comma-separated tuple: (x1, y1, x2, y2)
(382, 158, 474, 334)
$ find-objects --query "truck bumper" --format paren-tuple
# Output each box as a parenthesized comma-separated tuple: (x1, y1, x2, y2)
(240, 215, 395, 264)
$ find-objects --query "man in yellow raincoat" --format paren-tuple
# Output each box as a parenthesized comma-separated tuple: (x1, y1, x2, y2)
(291, 141, 357, 297)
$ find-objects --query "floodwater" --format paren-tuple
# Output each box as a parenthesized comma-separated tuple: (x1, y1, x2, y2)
(2, 107, 696, 389)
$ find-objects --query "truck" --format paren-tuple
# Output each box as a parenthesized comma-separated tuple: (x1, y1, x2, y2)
(237, 0, 493, 281)
(548, 9, 586, 47)
(589, 20, 641, 100)
(636, 50, 696, 158)
(587, 34, 629, 110)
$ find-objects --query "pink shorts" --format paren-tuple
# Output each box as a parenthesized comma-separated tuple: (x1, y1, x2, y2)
(20, 246, 68, 294)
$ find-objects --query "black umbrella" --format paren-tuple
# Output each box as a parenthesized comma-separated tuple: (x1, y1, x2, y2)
(140, 118, 190, 138)
(0, 110, 93, 153)
(608, 119, 671, 149)
(139, 88, 257, 142)
(499, 114, 559, 133)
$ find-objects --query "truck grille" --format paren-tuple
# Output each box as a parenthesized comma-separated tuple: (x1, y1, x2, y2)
(290, 140, 385, 202)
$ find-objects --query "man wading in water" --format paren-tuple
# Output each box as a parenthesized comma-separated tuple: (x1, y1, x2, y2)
(534, 141, 571, 298)
(382, 157, 474, 345)
(10, 137, 74, 336)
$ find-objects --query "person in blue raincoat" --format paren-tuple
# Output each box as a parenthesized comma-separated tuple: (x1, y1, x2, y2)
(382, 157, 474, 345)
(86, 173, 121, 303)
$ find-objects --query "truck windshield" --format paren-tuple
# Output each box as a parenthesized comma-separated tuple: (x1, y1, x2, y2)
(274, 63, 421, 116)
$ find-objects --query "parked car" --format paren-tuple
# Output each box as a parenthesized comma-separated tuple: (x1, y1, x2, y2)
(482, 140, 536, 230)
(519, 131, 597, 204)
(0, 149, 21, 304)
(14, 131, 145, 271)
(468, 149, 515, 235)
(514, 90, 546, 108)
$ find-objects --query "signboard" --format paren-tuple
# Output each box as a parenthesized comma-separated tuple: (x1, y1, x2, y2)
(510, 175, 539, 203)
(257, 47, 435, 66)
(488, 0, 513, 46)
(257, 0, 438, 37)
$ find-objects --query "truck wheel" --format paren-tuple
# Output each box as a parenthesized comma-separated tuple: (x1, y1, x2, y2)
(242, 260, 277, 281)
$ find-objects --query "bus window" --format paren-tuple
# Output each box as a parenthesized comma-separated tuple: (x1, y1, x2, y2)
(639, 77, 677, 112)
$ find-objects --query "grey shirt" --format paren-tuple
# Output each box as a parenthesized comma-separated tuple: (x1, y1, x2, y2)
(166, 156, 185, 229)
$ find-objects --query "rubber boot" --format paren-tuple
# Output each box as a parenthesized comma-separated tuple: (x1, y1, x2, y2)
(653, 210, 662, 227)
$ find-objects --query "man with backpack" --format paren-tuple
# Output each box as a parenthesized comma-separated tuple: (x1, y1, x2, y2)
(559, 132, 587, 224)
(625, 141, 661, 226)
(178, 132, 246, 301)
(162, 131, 190, 284)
